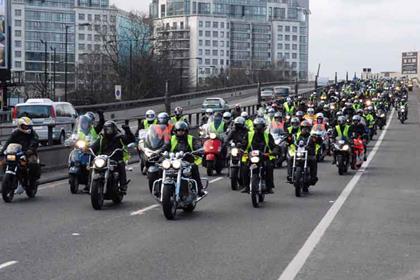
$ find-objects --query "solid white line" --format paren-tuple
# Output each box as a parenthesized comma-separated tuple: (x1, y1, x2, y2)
(130, 204, 160, 216)
(209, 177, 223, 184)
(278, 109, 395, 280)
(0, 261, 18, 270)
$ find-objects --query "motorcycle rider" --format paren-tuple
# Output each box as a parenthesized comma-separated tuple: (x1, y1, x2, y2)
(270, 112, 285, 130)
(156, 112, 173, 143)
(90, 121, 135, 193)
(201, 108, 214, 126)
(139, 110, 157, 130)
(287, 117, 301, 137)
(241, 111, 254, 132)
(350, 115, 368, 162)
(208, 112, 228, 136)
(165, 121, 205, 196)
(0, 117, 41, 193)
(223, 112, 233, 130)
(296, 110, 305, 123)
(171, 106, 188, 124)
(304, 108, 316, 124)
(225, 117, 248, 148)
(283, 97, 295, 116)
(241, 118, 279, 194)
(85, 111, 105, 141)
(286, 120, 321, 185)
(232, 104, 242, 119)
(331, 116, 352, 164)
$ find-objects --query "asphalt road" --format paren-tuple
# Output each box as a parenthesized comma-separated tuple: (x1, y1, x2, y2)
(0, 89, 418, 280)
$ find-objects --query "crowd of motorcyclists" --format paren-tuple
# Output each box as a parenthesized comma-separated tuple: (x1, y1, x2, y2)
(0, 78, 412, 215)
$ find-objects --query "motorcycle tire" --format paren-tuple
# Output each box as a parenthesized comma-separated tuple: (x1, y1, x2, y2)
(2, 174, 16, 203)
(69, 174, 79, 194)
(337, 156, 345, 176)
(91, 180, 105, 210)
(162, 184, 177, 220)
(112, 188, 124, 205)
(26, 181, 38, 198)
(251, 175, 261, 208)
(183, 202, 196, 213)
(230, 168, 239, 191)
(206, 162, 214, 176)
(400, 119, 405, 124)
(294, 167, 303, 197)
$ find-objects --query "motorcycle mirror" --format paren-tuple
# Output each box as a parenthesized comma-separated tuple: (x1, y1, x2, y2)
(127, 143, 136, 149)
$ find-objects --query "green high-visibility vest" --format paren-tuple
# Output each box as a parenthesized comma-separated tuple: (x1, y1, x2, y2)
(335, 125, 350, 139)
(99, 136, 130, 162)
(143, 119, 157, 129)
(209, 121, 224, 134)
(170, 135, 202, 165)
(283, 103, 295, 114)
(287, 127, 301, 139)
(243, 131, 275, 161)
(89, 127, 98, 141)
(245, 119, 254, 132)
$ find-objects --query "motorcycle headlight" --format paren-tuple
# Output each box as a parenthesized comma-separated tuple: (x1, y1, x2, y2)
(75, 140, 87, 150)
(365, 100, 372, 106)
(342, 145, 350, 151)
(162, 159, 171, 170)
(296, 152, 304, 158)
(6, 155, 16, 161)
(172, 159, 182, 169)
(209, 133, 217, 139)
(380, 114, 385, 118)
(94, 158, 106, 169)
(231, 148, 239, 157)
(250, 156, 260, 163)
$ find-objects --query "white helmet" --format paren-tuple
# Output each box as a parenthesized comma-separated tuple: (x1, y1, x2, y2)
(205, 108, 214, 115)
(241, 111, 249, 119)
(316, 113, 324, 119)
(17, 117, 33, 134)
(145, 110, 156, 122)
(307, 108, 315, 115)
(223, 112, 232, 122)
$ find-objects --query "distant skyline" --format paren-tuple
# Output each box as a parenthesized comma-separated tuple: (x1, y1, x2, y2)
(111, 0, 420, 79)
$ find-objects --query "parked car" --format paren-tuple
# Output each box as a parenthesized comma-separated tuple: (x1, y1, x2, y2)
(201, 97, 230, 113)
(12, 99, 78, 145)
(274, 86, 291, 98)
(261, 87, 274, 101)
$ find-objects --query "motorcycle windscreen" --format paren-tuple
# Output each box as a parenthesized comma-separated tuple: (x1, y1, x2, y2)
(74, 115, 92, 137)
(270, 128, 285, 139)
(145, 125, 167, 150)
(5, 143, 22, 154)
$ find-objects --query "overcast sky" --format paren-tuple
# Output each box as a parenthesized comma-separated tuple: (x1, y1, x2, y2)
(111, 0, 420, 79)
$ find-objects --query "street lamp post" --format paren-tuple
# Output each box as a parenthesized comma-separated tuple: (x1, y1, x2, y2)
(40, 39, 48, 98)
(65, 23, 90, 102)
(50, 46, 57, 101)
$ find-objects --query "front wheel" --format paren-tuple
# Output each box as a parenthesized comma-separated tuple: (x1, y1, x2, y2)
(251, 174, 261, 208)
(400, 118, 405, 124)
(206, 161, 214, 176)
(294, 167, 303, 197)
(69, 174, 79, 194)
(2, 174, 16, 203)
(230, 167, 239, 190)
(162, 184, 177, 220)
(91, 180, 105, 210)
(337, 156, 345, 175)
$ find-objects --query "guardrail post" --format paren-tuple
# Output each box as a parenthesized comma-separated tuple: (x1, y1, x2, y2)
(48, 124, 54, 146)
(257, 81, 261, 107)
(188, 114, 192, 125)
(196, 113, 200, 127)
(165, 80, 171, 114)
(125, 119, 129, 126)
(295, 77, 299, 96)
(137, 119, 142, 130)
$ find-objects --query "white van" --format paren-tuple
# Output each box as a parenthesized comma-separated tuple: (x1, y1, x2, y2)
(12, 99, 78, 145)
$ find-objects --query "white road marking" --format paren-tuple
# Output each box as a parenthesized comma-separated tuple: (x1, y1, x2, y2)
(0, 261, 18, 270)
(278, 109, 395, 280)
(209, 177, 223, 184)
(71, 233, 80, 236)
(130, 204, 160, 216)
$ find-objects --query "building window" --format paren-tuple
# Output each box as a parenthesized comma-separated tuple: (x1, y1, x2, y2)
(205, 40, 210, 46)
(285, 35, 290, 41)
(95, 44, 100, 51)
(213, 31, 218, 37)
(199, 30, 203, 37)
(172, 22, 177, 29)
(160, 4, 166, 17)
(285, 26, 290, 32)
(285, 44, 290, 50)
(213, 22, 218, 28)
(292, 44, 297, 50)
(15, 51, 21, 58)
(79, 25, 85, 31)
(220, 59, 224, 65)
(220, 41, 224, 47)
(205, 31, 211, 37)
(221, 22, 224, 28)
(205, 49, 210, 55)
(87, 34, 92, 41)
(278, 25, 283, 32)
(213, 40, 218, 47)
(212, 59, 218, 65)
(180, 21, 184, 29)
(226, 41, 230, 47)
(199, 21, 203, 27)
(205, 59, 210, 65)
(15, 20, 21, 27)
(278, 34, 283, 41)
(205, 21, 211, 28)
(88, 14, 92, 21)
(284, 53, 290, 59)
(94, 14, 101, 21)
(227, 23, 229, 29)
(220, 50, 224, 56)
(292, 26, 298, 33)
(79, 34, 85, 40)
(79, 44, 85, 50)
(15, 30, 21, 37)
(220, 31, 224, 38)
(103, 15, 107, 22)
(199, 40, 203, 46)
(79, 13, 85, 20)
(15, 9, 22, 17)
(277, 43, 283, 49)
(212, 50, 218, 56)
(292, 53, 297, 59)
(199, 49, 203, 55)
(15, 40, 21, 48)
(15, 61, 21, 68)
(292, 35, 298, 41)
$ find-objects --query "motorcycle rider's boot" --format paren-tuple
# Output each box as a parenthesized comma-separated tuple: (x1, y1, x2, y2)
(287, 176, 293, 183)
(241, 186, 250, 193)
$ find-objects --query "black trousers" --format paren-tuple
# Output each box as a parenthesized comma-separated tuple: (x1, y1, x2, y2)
(117, 162, 128, 188)
(242, 160, 275, 190)
(191, 164, 203, 192)
(287, 157, 317, 180)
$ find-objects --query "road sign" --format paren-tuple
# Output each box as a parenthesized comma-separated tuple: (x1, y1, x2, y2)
(402, 52, 418, 75)
(115, 85, 122, 100)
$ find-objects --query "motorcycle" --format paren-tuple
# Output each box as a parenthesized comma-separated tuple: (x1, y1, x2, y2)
(398, 105, 407, 124)
(311, 127, 329, 162)
(202, 132, 224, 176)
(290, 140, 311, 197)
(89, 144, 135, 210)
(270, 128, 287, 167)
(138, 125, 167, 192)
(152, 151, 208, 220)
(247, 150, 271, 208)
(228, 142, 243, 191)
(376, 109, 386, 130)
(2, 144, 39, 202)
(68, 139, 92, 194)
(333, 139, 351, 175)
(351, 137, 365, 170)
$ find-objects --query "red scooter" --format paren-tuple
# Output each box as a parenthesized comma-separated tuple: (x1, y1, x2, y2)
(352, 137, 365, 170)
(203, 133, 224, 176)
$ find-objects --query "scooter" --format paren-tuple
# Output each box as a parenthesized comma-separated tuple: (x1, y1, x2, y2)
(202, 133, 224, 176)
(351, 137, 365, 170)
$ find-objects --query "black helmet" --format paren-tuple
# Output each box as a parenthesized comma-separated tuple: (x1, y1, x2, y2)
(103, 121, 118, 137)
(253, 117, 266, 132)
(174, 121, 189, 132)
